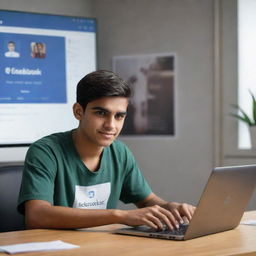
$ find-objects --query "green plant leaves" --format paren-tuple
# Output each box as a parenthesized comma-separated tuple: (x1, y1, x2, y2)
(231, 90, 256, 126)
(249, 90, 256, 124)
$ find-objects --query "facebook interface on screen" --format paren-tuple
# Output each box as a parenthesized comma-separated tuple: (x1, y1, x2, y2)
(0, 10, 96, 145)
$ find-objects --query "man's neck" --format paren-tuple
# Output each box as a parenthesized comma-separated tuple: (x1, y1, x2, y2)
(72, 129, 103, 171)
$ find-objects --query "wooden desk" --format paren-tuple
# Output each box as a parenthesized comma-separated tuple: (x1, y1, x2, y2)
(0, 211, 256, 256)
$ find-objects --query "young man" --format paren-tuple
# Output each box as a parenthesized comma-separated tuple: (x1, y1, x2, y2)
(5, 41, 20, 58)
(18, 70, 195, 231)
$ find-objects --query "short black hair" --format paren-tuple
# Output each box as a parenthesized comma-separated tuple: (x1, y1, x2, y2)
(76, 70, 131, 110)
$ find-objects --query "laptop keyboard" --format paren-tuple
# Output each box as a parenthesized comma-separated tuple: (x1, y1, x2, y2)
(135, 223, 188, 235)
(157, 224, 188, 235)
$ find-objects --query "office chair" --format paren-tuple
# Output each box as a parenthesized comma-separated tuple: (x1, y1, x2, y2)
(0, 164, 25, 232)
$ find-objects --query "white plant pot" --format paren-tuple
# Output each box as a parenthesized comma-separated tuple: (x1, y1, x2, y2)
(249, 126, 256, 149)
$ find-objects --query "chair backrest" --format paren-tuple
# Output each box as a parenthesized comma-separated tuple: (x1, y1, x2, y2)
(0, 164, 25, 232)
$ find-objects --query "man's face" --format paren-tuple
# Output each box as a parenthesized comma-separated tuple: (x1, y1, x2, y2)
(8, 43, 15, 52)
(75, 96, 128, 148)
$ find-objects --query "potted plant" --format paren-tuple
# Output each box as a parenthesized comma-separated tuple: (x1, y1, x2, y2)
(231, 90, 256, 148)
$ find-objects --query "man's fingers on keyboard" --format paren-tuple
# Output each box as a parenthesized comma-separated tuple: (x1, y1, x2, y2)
(169, 208, 184, 224)
(180, 204, 195, 221)
(143, 219, 158, 230)
(152, 208, 176, 230)
(159, 208, 181, 229)
(160, 214, 176, 230)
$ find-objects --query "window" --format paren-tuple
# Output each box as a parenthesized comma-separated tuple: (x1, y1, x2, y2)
(237, 0, 256, 149)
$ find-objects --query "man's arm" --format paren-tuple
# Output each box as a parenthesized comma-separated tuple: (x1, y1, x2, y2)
(25, 200, 124, 229)
(25, 194, 195, 230)
(25, 198, 177, 229)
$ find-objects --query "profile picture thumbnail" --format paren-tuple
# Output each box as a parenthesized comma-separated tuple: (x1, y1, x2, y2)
(5, 41, 20, 58)
(31, 42, 46, 58)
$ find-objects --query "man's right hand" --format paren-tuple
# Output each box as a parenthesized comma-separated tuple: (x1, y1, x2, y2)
(117, 205, 181, 231)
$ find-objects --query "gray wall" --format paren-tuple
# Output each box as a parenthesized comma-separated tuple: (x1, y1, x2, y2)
(1, 0, 255, 209)
(92, 0, 215, 206)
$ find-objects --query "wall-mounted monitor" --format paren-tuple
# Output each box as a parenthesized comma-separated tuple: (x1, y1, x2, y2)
(0, 10, 97, 147)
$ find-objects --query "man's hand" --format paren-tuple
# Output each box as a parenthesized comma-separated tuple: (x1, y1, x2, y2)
(119, 205, 183, 230)
(162, 202, 196, 224)
(130, 193, 196, 230)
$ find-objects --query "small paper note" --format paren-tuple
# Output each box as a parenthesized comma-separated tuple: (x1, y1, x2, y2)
(240, 220, 256, 226)
(0, 240, 79, 254)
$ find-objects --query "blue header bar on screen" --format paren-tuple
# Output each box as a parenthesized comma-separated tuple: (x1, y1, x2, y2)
(0, 10, 96, 32)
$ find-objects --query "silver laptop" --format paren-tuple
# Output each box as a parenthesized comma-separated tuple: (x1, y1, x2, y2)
(115, 164, 256, 240)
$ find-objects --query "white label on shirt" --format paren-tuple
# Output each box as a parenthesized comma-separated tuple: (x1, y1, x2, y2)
(73, 183, 111, 209)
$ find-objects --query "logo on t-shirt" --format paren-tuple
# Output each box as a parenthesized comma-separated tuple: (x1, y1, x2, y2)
(73, 183, 111, 209)
(87, 190, 95, 198)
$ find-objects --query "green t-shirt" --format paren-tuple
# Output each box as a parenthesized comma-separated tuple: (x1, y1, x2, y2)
(18, 130, 151, 213)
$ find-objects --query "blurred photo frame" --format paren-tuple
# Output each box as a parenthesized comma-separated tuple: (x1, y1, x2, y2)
(113, 53, 175, 136)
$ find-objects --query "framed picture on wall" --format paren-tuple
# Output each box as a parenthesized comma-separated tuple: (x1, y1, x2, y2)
(113, 53, 176, 136)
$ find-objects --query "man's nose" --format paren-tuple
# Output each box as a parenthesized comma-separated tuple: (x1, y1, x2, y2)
(104, 116, 115, 129)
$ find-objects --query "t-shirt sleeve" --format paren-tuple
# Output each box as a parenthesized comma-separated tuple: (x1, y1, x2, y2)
(119, 146, 152, 204)
(17, 141, 57, 214)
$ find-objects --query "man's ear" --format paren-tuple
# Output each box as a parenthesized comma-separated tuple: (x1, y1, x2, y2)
(73, 103, 84, 120)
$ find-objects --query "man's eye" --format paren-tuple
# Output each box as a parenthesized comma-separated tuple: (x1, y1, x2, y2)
(115, 114, 126, 120)
(95, 111, 106, 116)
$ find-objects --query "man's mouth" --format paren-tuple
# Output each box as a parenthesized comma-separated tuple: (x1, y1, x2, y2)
(98, 131, 116, 138)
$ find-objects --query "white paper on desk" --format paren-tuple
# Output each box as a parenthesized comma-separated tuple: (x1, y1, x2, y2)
(240, 220, 256, 226)
(0, 240, 79, 254)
